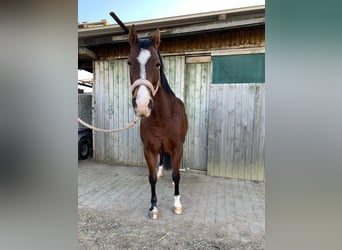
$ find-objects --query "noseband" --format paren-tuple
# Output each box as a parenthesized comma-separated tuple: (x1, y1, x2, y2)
(131, 79, 160, 97)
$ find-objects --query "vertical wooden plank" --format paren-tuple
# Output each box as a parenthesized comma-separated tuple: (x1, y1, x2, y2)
(239, 84, 248, 180)
(237, 84, 244, 180)
(177, 56, 186, 101)
(252, 83, 261, 181)
(107, 60, 113, 162)
(208, 85, 220, 176)
(120, 60, 127, 163)
(225, 85, 236, 178)
(257, 84, 265, 181)
(183, 61, 210, 171)
(103, 60, 110, 161)
(207, 87, 215, 176)
(244, 84, 256, 180)
(184, 63, 194, 169)
(98, 60, 105, 161)
(193, 64, 201, 168)
(202, 63, 210, 168)
(215, 85, 224, 177)
(93, 61, 99, 160)
(95, 60, 101, 160)
(231, 84, 240, 179)
(112, 59, 118, 162)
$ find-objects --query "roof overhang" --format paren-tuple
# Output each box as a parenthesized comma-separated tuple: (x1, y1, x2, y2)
(79, 5, 265, 45)
(78, 5, 264, 72)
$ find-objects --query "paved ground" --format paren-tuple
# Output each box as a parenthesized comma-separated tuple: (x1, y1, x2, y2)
(78, 159, 265, 249)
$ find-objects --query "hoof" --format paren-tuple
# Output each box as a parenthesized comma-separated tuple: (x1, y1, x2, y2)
(149, 207, 158, 220)
(173, 206, 183, 215)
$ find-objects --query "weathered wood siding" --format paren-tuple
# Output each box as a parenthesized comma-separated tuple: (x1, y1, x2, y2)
(93, 59, 145, 165)
(183, 62, 210, 171)
(207, 84, 265, 181)
(95, 26, 265, 59)
(162, 56, 186, 101)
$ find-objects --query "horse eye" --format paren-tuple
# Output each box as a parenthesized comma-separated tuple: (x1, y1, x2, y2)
(127, 60, 131, 65)
(156, 62, 161, 68)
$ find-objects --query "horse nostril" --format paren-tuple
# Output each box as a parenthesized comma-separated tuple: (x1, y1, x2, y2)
(148, 99, 153, 110)
(132, 97, 137, 109)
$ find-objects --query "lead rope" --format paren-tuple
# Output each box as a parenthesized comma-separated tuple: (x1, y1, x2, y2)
(78, 116, 140, 133)
(79, 79, 158, 133)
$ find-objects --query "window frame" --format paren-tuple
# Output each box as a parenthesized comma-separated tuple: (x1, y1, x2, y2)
(211, 47, 265, 84)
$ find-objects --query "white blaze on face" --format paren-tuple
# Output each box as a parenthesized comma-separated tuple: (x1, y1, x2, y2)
(135, 48, 152, 116)
(137, 48, 151, 80)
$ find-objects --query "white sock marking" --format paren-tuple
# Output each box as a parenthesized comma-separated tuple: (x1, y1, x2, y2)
(174, 195, 181, 208)
(157, 165, 163, 178)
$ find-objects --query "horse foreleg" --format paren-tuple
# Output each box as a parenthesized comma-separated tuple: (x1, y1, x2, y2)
(172, 147, 183, 215)
(149, 174, 158, 219)
(145, 150, 159, 219)
(172, 170, 182, 215)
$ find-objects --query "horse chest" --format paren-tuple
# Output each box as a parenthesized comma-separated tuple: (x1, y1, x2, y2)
(141, 121, 177, 143)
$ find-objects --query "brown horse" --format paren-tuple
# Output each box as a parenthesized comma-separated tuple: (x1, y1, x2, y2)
(128, 25, 188, 219)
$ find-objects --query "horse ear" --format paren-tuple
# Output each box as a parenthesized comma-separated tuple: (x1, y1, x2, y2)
(152, 28, 161, 49)
(129, 25, 138, 47)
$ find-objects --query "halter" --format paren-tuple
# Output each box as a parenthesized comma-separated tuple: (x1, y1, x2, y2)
(130, 79, 160, 97)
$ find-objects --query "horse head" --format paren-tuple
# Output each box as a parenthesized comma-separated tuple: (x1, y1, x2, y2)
(128, 25, 161, 117)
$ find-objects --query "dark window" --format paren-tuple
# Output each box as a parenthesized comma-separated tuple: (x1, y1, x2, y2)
(212, 53, 265, 83)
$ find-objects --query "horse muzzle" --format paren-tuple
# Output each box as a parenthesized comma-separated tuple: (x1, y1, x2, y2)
(132, 96, 153, 117)
(130, 79, 159, 117)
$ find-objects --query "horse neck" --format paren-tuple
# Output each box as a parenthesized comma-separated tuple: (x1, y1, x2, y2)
(151, 86, 174, 121)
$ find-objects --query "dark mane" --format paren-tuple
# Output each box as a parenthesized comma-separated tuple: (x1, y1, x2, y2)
(157, 51, 175, 96)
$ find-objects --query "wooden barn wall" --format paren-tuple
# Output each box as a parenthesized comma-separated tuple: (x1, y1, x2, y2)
(162, 56, 186, 101)
(94, 26, 264, 59)
(207, 84, 265, 181)
(183, 62, 211, 171)
(93, 59, 145, 165)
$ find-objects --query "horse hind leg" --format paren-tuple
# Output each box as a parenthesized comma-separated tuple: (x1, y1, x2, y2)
(157, 152, 171, 179)
(157, 153, 163, 179)
(157, 166, 163, 179)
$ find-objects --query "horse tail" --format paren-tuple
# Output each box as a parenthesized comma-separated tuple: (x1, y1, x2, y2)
(160, 152, 172, 170)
